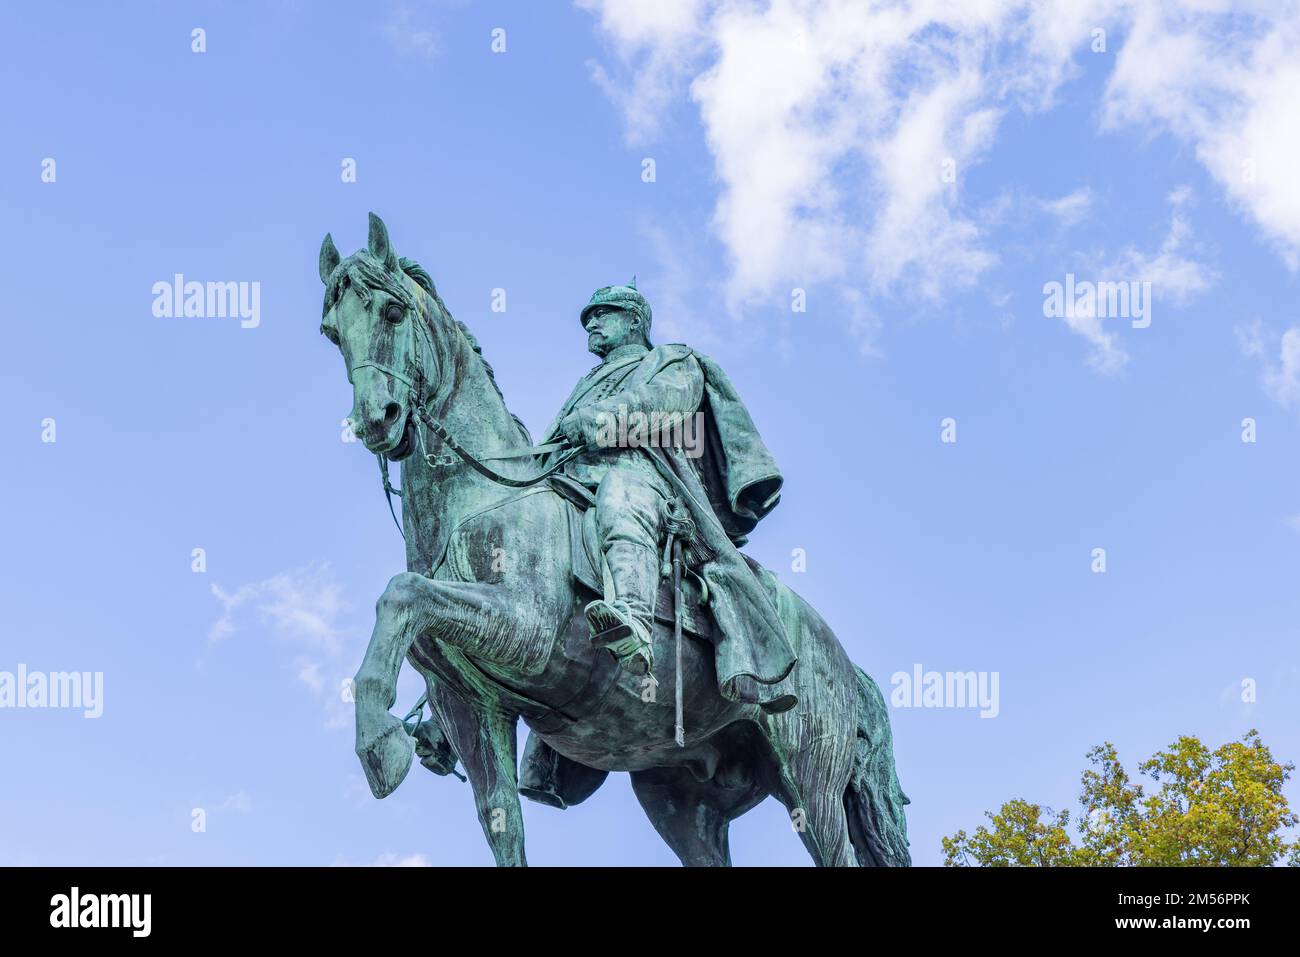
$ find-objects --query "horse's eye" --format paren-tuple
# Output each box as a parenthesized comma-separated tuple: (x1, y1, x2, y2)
(384, 303, 405, 324)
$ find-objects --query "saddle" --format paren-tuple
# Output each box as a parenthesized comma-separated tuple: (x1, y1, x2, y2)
(552, 474, 715, 642)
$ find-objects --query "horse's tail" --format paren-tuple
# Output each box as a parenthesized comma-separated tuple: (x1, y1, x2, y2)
(844, 666, 912, 866)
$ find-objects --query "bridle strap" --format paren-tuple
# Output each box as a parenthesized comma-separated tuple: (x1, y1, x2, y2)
(378, 454, 406, 541)
(415, 406, 583, 489)
(349, 360, 415, 390)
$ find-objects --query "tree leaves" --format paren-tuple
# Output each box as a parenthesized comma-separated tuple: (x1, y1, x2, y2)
(943, 730, 1299, 867)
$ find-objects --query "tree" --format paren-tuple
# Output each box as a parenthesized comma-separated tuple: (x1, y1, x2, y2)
(942, 729, 1299, 866)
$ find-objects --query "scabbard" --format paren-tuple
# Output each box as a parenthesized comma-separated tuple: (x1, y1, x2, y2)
(673, 539, 684, 747)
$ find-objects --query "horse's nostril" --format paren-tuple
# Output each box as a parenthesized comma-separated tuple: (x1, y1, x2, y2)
(383, 402, 402, 427)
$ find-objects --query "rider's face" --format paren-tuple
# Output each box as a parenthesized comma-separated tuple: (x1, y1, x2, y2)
(583, 306, 641, 357)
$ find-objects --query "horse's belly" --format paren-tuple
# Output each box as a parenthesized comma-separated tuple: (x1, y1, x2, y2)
(523, 615, 753, 772)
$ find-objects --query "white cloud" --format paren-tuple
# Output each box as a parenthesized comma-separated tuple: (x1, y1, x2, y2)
(210, 563, 348, 654)
(578, 0, 708, 144)
(1235, 318, 1265, 358)
(1263, 327, 1300, 408)
(580, 0, 1297, 323)
(1107, 186, 1214, 308)
(219, 791, 253, 814)
(297, 660, 325, 693)
(370, 852, 432, 867)
(381, 3, 439, 58)
(209, 563, 359, 727)
(1053, 187, 1213, 374)
(582, 1, 1050, 308)
(839, 287, 883, 358)
(1040, 188, 1094, 227)
(332, 851, 433, 867)
(1064, 305, 1129, 377)
(637, 219, 725, 350)
(703, 2, 1026, 306)
(1102, 0, 1300, 269)
(1236, 321, 1300, 410)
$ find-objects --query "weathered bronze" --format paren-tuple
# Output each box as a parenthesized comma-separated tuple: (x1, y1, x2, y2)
(322, 213, 909, 866)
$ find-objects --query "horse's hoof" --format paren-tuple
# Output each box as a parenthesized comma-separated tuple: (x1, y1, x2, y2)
(356, 714, 416, 799)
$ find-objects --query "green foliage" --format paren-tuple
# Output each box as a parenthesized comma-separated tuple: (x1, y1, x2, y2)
(941, 799, 1076, 866)
(943, 730, 1299, 866)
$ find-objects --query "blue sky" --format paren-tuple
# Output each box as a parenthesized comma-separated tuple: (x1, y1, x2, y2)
(2, 0, 1299, 866)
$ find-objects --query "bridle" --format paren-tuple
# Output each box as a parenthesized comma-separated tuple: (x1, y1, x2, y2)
(352, 290, 583, 540)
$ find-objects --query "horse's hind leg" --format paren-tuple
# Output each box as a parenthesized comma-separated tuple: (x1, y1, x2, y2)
(776, 759, 857, 867)
(767, 714, 859, 866)
(630, 765, 766, 867)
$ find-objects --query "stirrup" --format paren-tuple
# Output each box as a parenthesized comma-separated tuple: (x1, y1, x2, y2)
(590, 621, 633, 647)
(585, 600, 652, 676)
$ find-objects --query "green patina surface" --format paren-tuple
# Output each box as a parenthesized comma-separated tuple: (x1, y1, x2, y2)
(322, 213, 910, 866)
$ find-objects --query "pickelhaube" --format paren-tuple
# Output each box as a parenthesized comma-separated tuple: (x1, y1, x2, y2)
(580, 277, 652, 331)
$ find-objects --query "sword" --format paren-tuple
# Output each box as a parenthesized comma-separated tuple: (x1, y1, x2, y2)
(673, 538, 685, 747)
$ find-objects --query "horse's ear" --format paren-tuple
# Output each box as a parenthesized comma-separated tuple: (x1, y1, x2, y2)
(367, 212, 399, 271)
(319, 233, 340, 285)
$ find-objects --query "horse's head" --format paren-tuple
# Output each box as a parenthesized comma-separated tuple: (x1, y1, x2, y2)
(318, 213, 433, 460)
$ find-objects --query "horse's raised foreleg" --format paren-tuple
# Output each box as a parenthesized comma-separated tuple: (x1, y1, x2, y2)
(353, 570, 556, 799)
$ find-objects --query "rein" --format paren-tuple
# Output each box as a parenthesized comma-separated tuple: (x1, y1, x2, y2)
(412, 406, 582, 487)
(377, 419, 581, 541)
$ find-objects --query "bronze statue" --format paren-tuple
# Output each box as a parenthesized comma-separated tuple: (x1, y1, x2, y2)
(323, 213, 909, 866)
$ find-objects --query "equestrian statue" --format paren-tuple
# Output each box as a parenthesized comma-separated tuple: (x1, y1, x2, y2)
(321, 212, 910, 866)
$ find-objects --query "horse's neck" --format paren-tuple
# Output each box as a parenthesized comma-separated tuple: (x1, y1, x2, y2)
(399, 324, 529, 572)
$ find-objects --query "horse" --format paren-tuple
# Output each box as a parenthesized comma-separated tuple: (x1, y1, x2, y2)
(322, 213, 910, 866)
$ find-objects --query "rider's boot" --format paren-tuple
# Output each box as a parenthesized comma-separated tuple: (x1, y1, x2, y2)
(586, 541, 657, 676)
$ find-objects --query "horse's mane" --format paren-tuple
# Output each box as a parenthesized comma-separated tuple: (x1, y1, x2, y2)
(324, 251, 531, 443)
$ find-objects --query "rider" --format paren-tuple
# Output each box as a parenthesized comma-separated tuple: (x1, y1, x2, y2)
(540, 279, 797, 713)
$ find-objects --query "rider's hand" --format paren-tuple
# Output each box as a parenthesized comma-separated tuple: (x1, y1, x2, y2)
(559, 411, 591, 449)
